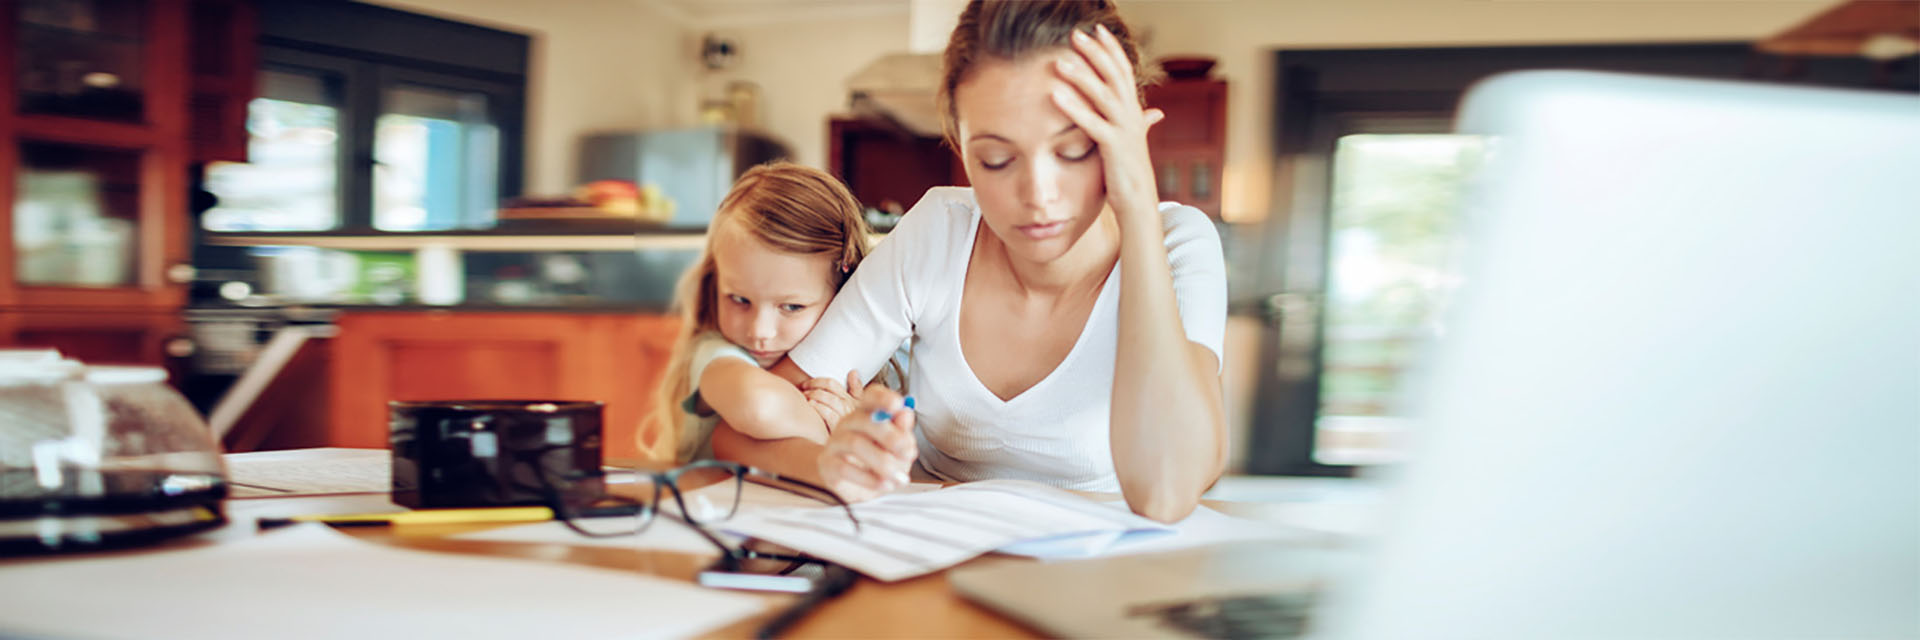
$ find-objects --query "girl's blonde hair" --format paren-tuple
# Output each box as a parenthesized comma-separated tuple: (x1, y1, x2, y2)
(642, 161, 871, 461)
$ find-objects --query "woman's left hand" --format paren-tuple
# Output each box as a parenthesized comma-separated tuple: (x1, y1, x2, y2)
(1051, 24, 1167, 224)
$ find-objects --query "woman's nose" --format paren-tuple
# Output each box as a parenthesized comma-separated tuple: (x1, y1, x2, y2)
(1019, 158, 1060, 207)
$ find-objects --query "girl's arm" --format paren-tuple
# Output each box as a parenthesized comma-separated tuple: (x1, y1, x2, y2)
(710, 420, 829, 485)
(1054, 25, 1228, 523)
(697, 358, 830, 443)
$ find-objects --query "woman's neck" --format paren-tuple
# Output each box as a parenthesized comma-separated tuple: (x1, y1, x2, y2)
(989, 209, 1121, 298)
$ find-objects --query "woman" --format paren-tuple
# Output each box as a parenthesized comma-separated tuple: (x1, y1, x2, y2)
(712, 0, 1226, 523)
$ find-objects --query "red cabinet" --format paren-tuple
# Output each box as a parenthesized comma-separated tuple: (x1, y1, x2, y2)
(325, 312, 681, 463)
(1146, 78, 1227, 219)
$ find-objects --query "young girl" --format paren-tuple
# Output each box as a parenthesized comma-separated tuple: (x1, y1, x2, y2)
(644, 162, 874, 463)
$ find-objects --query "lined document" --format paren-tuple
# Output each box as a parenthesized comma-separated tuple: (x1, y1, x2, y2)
(720, 479, 1172, 581)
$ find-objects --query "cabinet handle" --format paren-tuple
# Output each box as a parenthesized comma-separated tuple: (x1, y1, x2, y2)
(165, 338, 196, 358)
(167, 264, 198, 284)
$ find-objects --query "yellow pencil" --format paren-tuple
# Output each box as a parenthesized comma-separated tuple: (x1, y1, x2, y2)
(257, 504, 640, 528)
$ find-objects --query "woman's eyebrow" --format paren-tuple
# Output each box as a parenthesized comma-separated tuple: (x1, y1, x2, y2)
(965, 124, 1082, 145)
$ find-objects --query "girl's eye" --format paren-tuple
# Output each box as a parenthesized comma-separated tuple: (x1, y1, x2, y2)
(979, 156, 1012, 170)
(728, 295, 749, 306)
(1060, 143, 1096, 161)
(780, 304, 807, 313)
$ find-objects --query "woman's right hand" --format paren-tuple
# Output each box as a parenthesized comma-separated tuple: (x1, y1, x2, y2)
(817, 380, 916, 503)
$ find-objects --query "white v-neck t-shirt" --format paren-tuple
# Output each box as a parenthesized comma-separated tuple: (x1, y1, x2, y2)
(788, 187, 1227, 492)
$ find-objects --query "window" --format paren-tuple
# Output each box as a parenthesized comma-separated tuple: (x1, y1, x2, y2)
(1315, 133, 1481, 465)
(202, 69, 341, 231)
(373, 83, 500, 231)
(199, 1, 526, 233)
(1244, 43, 1914, 476)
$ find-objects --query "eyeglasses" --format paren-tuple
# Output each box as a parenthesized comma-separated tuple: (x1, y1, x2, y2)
(511, 456, 860, 573)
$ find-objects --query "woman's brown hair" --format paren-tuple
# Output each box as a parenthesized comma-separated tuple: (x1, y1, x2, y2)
(642, 162, 871, 461)
(937, 0, 1149, 148)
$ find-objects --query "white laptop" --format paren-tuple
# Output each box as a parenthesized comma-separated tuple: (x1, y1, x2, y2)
(951, 70, 1920, 639)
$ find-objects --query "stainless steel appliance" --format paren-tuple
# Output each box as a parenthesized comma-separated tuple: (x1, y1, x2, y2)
(577, 127, 790, 230)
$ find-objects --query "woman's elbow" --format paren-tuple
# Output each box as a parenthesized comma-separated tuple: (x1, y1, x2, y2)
(1122, 480, 1202, 524)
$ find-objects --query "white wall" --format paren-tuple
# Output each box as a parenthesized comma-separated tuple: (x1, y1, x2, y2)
(367, 0, 1833, 210)
(693, 12, 915, 170)
(1116, 0, 1832, 221)
(361, 0, 700, 195)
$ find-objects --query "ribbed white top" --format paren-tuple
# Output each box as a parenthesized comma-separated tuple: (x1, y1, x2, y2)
(790, 188, 1226, 492)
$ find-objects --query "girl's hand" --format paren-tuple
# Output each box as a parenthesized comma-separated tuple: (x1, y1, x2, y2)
(816, 384, 916, 503)
(1050, 24, 1167, 225)
(798, 371, 860, 428)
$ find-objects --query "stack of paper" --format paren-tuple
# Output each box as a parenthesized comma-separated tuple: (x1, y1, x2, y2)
(0, 524, 763, 640)
(721, 479, 1174, 581)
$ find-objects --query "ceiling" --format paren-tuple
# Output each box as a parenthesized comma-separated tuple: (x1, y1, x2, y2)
(639, 0, 911, 28)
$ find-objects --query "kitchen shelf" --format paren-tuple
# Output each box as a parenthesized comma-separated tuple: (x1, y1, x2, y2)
(203, 230, 709, 252)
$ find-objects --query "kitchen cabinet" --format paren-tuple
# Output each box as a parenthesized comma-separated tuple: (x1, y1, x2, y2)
(324, 311, 680, 463)
(0, 308, 186, 365)
(0, 0, 254, 364)
(828, 117, 967, 216)
(1145, 78, 1227, 220)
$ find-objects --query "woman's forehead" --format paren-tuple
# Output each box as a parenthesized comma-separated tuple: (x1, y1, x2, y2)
(954, 49, 1079, 144)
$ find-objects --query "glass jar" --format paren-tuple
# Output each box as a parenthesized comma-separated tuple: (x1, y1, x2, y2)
(0, 351, 227, 554)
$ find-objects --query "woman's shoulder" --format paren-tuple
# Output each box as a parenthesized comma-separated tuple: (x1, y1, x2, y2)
(1154, 201, 1224, 255)
(898, 187, 981, 228)
(879, 187, 980, 255)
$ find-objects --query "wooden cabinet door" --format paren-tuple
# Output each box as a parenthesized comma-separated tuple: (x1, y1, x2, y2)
(1145, 79, 1228, 219)
(0, 309, 189, 368)
(2, 0, 200, 310)
(326, 312, 680, 462)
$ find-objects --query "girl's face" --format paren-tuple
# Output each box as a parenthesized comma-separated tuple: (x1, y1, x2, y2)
(709, 218, 837, 367)
(953, 49, 1109, 265)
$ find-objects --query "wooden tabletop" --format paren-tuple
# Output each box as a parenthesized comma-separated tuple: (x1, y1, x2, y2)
(335, 479, 1290, 639)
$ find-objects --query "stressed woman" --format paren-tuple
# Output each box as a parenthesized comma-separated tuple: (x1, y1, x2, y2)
(711, 0, 1227, 523)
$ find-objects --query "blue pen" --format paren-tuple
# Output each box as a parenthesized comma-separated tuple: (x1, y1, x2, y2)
(870, 395, 915, 422)
(870, 396, 916, 487)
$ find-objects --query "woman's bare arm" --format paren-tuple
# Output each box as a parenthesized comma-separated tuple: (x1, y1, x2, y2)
(1054, 25, 1226, 522)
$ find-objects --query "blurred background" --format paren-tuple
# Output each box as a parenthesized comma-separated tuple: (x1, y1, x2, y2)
(1, 0, 1911, 468)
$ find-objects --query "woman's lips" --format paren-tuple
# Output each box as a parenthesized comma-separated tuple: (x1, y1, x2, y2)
(749, 349, 782, 361)
(1017, 220, 1067, 240)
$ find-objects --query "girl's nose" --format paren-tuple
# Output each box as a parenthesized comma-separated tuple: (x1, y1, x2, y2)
(749, 308, 779, 341)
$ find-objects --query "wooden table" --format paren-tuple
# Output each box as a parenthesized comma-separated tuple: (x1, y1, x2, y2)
(334, 480, 1293, 639)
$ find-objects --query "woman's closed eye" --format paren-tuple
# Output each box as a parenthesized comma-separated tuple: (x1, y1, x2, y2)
(977, 145, 1095, 171)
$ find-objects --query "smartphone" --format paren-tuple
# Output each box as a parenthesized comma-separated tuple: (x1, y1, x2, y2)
(697, 558, 830, 593)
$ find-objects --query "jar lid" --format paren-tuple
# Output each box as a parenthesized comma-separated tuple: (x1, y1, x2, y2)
(0, 349, 84, 383)
(84, 365, 168, 385)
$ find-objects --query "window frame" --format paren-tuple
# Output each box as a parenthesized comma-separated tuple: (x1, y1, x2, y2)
(204, 0, 526, 235)
(1244, 43, 1917, 476)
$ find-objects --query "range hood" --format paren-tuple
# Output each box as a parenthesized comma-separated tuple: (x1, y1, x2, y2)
(846, 51, 945, 137)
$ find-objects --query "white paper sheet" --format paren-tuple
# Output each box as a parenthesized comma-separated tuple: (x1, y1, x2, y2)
(452, 478, 939, 553)
(995, 500, 1325, 560)
(721, 479, 1172, 581)
(0, 523, 764, 640)
(224, 448, 390, 497)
